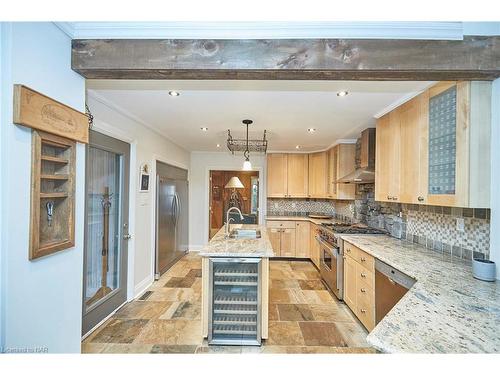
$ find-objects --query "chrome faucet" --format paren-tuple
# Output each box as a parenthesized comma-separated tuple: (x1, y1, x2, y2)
(225, 207, 244, 237)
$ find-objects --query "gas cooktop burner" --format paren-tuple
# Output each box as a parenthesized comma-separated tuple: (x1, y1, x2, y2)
(320, 223, 386, 235)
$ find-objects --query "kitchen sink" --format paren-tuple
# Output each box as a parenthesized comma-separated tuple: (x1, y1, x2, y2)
(229, 229, 261, 239)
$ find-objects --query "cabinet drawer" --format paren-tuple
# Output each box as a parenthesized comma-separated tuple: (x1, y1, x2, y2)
(356, 249, 374, 272)
(343, 241, 359, 260)
(356, 264, 374, 289)
(266, 220, 296, 229)
(357, 296, 375, 331)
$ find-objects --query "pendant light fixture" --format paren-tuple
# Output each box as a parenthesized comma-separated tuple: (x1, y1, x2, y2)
(226, 119, 267, 171)
(242, 119, 252, 170)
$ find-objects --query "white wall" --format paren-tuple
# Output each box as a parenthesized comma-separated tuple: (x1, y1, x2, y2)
(490, 78, 500, 279)
(86, 92, 190, 298)
(189, 152, 267, 249)
(0, 23, 85, 352)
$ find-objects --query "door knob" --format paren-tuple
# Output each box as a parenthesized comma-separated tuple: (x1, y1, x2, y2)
(123, 234, 132, 240)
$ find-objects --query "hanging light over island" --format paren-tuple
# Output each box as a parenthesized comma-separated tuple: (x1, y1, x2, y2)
(226, 119, 267, 171)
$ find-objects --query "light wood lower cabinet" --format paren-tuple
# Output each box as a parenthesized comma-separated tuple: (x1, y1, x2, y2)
(266, 220, 320, 266)
(267, 228, 282, 256)
(343, 241, 375, 331)
(295, 221, 311, 258)
(280, 228, 296, 257)
(309, 224, 320, 268)
(343, 255, 357, 311)
(266, 220, 296, 257)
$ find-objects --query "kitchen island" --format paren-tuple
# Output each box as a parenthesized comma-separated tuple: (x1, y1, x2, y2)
(199, 224, 274, 345)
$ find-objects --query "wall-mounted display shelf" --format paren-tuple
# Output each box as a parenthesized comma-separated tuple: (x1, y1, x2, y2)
(30, 130, 76, 260)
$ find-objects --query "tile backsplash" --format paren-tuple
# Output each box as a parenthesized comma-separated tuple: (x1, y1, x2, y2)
(353, 184, 491, 260)
(267, 186, 491, 261)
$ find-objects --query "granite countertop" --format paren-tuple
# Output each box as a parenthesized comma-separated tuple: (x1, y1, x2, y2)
(200, 224, 274, 258)
(340, 234, 500, 353)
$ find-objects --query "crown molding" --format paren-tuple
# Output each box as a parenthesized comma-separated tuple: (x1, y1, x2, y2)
(268, 138, 358, 154)
(55, 22, 465, 40)
(372, 82, 437, 119)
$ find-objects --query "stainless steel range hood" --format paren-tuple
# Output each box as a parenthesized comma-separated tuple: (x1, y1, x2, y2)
(338, 128, 376, 184)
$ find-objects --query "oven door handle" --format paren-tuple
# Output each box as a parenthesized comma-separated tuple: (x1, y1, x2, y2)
(316, 235, 337, 257)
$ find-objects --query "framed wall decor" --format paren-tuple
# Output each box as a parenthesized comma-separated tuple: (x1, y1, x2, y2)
(139, 163, 150, 192)
(30, 130, 76, 260)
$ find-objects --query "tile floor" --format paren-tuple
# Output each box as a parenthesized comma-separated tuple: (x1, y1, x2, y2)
(82, 253, 375, 354)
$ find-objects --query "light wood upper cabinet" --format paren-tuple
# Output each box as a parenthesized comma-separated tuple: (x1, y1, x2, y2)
(308, 151, 328, 198)
(375, 112, 401, 202)
(426, 81, 491, 208)
(328, 144, 356, 200)
(375, 81, 491, 208)
(287, 154, 309, 198)
(295, 221, 311, 258)
(267, 154, 288, 198)
(398, 92, 429, 204)
(267, 153, 308, 198)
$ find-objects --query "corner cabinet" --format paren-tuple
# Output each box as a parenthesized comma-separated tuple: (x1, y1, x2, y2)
(328, 144, 356, 200)
(375, 81, 491, 208)
(308, 151, 328, 198)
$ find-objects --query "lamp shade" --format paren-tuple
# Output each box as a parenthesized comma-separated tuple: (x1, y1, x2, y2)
(225, 176, 244, 189)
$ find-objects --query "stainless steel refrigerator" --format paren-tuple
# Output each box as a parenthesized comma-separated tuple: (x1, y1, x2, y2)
(155, 162, 189, 279)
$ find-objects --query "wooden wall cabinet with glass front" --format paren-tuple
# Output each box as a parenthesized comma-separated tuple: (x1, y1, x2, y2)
(375, 81, 491, 208)
(30, 130, 76, 260)
(426, 81, 491, 208)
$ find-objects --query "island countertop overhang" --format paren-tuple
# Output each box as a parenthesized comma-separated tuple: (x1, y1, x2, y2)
(199, 224, 275, 258)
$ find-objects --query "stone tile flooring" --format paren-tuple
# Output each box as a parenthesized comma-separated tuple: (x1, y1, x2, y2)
(82, 253, 375, 354)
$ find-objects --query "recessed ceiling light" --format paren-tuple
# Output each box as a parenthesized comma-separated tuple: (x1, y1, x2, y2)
(201, 127, 208, 131)
(307, 128, 316, 133)
(337, 91, 349, 97)
(216, 144, 221, 148)
(295, 145, 301, 149)
(169, 90, 180, 97)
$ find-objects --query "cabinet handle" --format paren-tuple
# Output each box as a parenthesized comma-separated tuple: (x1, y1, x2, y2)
(418, 196, 425, 202)
(346, 248, 351, 253)
(360, 288, 366, 293)
(387, 195, 391, 200)
(360, 273, 366, 278)
(360, 309, 366, 314)
(360, 257, 366, 262)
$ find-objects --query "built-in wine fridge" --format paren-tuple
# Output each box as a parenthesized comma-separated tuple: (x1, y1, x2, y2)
(208, 258, 262, 346)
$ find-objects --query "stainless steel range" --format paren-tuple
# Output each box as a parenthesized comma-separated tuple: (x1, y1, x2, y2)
(316, 223, 386, 300)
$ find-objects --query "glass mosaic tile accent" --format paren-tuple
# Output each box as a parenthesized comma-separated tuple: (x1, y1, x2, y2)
(428, 86, 457, 195)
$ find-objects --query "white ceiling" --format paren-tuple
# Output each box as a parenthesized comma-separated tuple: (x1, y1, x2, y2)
(87, 80, 434, 152)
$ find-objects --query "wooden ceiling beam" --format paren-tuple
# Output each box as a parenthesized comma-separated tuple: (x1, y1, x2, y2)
(72, 37, 500, 80)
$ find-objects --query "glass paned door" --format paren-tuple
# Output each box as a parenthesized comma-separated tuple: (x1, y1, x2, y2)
(82, 131, 130, 336)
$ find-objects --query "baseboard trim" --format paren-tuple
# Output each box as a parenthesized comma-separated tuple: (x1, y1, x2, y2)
(133, 276, 154, 299)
